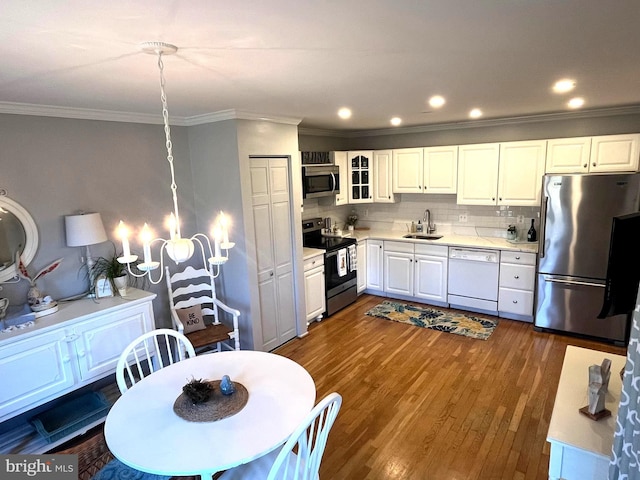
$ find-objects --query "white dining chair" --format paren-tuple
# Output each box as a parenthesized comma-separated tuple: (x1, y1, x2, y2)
(115, 328, 196, 394)
(219, 392, 342, 480)
(166, 265, 241, 353)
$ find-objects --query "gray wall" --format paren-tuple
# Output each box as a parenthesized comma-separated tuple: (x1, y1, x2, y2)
(0, 113, 194, 328)
(188, 119, 302, 350)
(299, 112, 640, 151)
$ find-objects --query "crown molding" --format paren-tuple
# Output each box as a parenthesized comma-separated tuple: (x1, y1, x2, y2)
(0, 102, 302, 127)
(182, 109, 301, 127)
(0, 101, 174, 125)
(1, 102, 638, 133)
(299, 105, 640, 137)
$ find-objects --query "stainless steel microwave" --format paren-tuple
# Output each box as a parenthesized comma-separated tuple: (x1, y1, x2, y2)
(302, 165, 340, 199)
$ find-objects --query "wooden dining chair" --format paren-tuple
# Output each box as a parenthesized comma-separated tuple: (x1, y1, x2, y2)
(166, 265, 241, 353)
(115, 328, 196, 394)
(218, 392, 342, 480)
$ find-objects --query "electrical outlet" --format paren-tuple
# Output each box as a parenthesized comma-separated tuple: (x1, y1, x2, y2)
(517, 215, 524, 223)
(458, 214, 468, 223)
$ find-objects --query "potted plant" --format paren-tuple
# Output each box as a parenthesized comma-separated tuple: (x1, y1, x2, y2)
(89, 244, 145, 297)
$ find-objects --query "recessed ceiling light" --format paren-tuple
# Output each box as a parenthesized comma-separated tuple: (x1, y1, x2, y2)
(469, 108, 483, 119)
(553, 79, 576, 94)
(429, 95, 446, 108)
(390, 117, 402, 126)
(567, 97, 585, 109)
(338, 107, 352, 119)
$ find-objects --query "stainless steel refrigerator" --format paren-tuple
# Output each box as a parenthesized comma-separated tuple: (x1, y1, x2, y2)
(535, 173, 640, 345)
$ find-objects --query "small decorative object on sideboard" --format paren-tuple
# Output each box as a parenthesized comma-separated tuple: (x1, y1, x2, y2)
(579, 358, 612, 420)
(15, 251, 63, 310)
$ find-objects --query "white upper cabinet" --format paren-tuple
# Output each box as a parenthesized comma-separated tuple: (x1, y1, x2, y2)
(498, 140, 546, 206)
(456, 143, 500, 205)
(458, 141, 546, 206)
(546, 134, 639, 174)
(373, 150, 395, 203)
(545, 137, 592, 173)
(333, 151, 349, 205)
(590, 134, 640, 173)
(393, 148, 423, 193)
(348, 151, 374, 203)
(423, 146, 458, 194)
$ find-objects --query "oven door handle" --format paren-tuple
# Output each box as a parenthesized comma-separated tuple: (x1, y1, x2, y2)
(325, 251, 337, 259)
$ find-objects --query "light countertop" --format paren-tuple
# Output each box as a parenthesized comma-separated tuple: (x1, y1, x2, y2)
(344, 229, 539, 254)
(303, 247, 326, 260)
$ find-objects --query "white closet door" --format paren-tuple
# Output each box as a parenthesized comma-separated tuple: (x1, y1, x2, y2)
(250, 157, 296, 351)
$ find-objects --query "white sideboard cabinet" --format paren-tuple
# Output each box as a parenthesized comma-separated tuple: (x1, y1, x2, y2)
(0, 289, 156, 429)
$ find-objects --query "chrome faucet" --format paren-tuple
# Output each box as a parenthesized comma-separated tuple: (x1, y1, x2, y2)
(423, 209, 436, 234)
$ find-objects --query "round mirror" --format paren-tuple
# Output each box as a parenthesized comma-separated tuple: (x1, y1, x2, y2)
(0, 195, 38, 283)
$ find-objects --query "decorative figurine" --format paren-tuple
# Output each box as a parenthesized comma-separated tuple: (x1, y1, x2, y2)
(220, 375, 236, 395)
(580, 358, 612, 420)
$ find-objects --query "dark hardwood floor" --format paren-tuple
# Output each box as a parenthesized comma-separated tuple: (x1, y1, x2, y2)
(274, 294, 626, 480)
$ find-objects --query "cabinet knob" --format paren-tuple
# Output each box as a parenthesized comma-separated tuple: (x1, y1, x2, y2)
(270, 272, 274, 277)
(514, 275, 520, 279)
(515, 256, 520, 260)
(499, 197, 502, 201)
(419, 185, 422, 189)
(583, 163, 588, 168)
(388, 196, 391, 199)
(592, 162, 596, 167)
(512, 300, 518, 304)
(492, 197, 495, 201)
(379, 245, 382, 249)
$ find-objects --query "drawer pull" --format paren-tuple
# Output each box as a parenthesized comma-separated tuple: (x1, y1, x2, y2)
(515, 256, 520, 260)
(514, 275, 520, 279)
(512, 300, 518, 304)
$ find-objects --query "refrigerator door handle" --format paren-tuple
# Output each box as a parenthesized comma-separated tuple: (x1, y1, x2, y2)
(544, 276, 605, 288)
(539, 195, 548, 258)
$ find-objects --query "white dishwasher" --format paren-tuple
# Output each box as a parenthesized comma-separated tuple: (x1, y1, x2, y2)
(448, 247, 500, 313)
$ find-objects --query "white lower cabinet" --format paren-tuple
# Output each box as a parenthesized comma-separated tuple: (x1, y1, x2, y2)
(498, 251, 536, 321)
(366, 239, 384, 292)
(357, 241, 367, 293)
(383, 241, 448, 305)
(303, 254, 325, 323)
(414, 244, 449, 303)
(0, 290, 156, 453)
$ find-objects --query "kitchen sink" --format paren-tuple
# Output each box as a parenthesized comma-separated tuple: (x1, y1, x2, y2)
(402, 234, 443, 240)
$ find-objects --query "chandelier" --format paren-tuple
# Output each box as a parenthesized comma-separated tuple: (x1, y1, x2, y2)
(116, 42, 233, 285)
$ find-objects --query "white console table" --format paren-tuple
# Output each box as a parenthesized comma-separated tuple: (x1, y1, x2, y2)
(0, 289, 156, 453)
(547, 345, 626, 480)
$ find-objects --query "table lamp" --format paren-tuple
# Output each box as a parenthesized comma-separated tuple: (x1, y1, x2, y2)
(65, 212, 108, 291)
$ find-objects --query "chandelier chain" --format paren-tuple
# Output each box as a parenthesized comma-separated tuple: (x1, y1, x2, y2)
(157, 51, 181, 237)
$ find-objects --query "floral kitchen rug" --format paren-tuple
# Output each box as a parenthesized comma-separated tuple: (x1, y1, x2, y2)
(365, 300, 498, 340)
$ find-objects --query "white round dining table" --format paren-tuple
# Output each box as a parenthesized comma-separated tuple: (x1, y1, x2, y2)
(104, 350, 316, 478)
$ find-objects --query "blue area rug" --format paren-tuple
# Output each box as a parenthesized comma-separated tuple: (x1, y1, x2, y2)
(92, 460, 171, 480)
(365, 300, 498, 340)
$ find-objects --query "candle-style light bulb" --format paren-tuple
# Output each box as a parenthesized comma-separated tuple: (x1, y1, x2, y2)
(140, 223, 153, 264)
(219, 212, 230, 245)
(213, 224, 222, 258)
(117, 221, 131, 258)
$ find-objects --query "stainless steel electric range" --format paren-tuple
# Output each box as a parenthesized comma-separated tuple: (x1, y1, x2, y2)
(302, 217, 358, 317)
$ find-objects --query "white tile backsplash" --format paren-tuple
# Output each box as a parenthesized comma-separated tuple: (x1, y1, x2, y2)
(305, 193, 539, 241)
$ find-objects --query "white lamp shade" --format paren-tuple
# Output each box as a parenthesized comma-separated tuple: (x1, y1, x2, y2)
(65, 213, 108, 247)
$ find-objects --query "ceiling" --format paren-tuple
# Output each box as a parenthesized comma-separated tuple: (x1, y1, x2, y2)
(2, 1, 640, 132)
